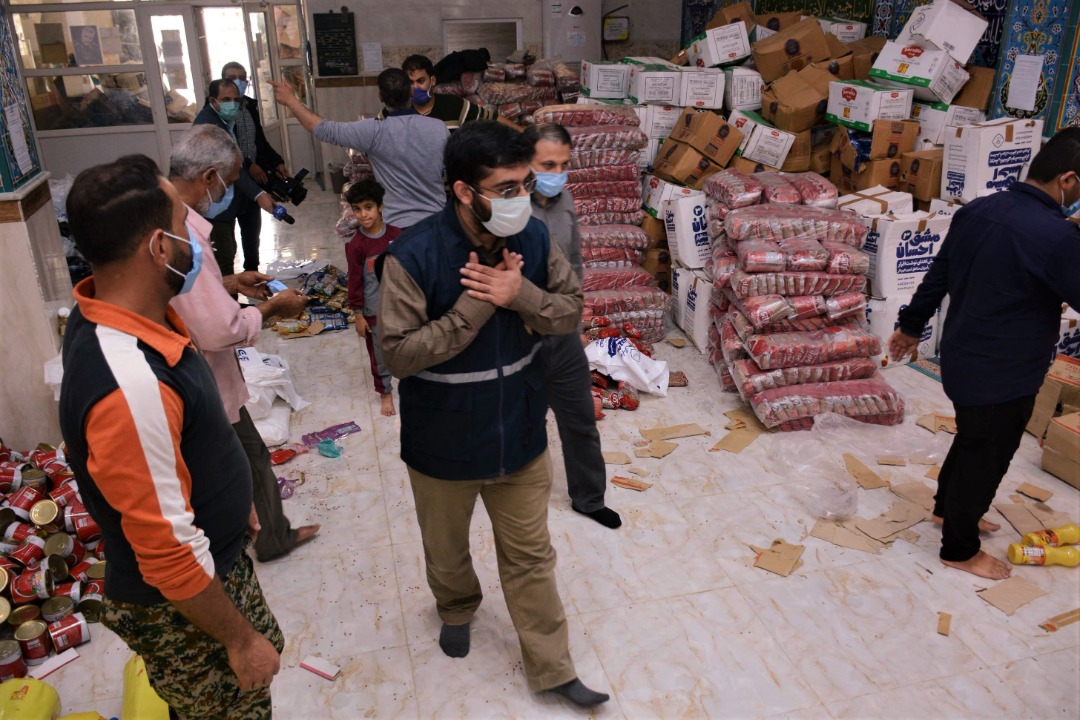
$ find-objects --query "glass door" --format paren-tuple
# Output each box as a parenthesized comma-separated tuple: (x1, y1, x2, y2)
(140, 5, 203, 165)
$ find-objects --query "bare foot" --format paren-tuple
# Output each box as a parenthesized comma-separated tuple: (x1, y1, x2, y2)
(932, 515, 1001, 533)
(380, 393, 396, 416)
(941, 550, 1012, 579)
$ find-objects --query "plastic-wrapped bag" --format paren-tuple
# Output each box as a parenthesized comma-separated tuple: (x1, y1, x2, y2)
(778, 237, 829, 271)
(574, 195, 643, 215)
(567, 125, 649, 151)
(460, 71, 483, 95)
(756, 172, 801, 204)
(565, 180, 641, 199)
(585, 337, 669, 396)
(504, 62, 527, 80)
(734, 239, 785, 273)
(582, 265, 655, 292)
(728, 306, 861, 340)
(526, 61, 556, 87)
(431, 81, 466, 97)
(706, 241, 739, 285)
(823, 241, 871, 275)
(534, 103, 641, 127)
(577, 210, 646, 226)
(569, 149, 641, 168)
(567, 164, 640, 184)
(728, 269, 866, 298)
(583, 287, 672, 316)
(725, 290, 794, 328)
(750, 375, 905, 430)
(702, 169, 763, 208)
(578, 224, 652, 250)
(743, 327, 883, 369)
(581, 246, 646, 265)
(730, 357, 879, 399)
(483, 64, 506, 82)
(725, 205, 869, 247)
(479, 82, 557, 105)
(551, 59, 581, 94)
(824, 292, 867, 321)
(783, 172, 838, 208)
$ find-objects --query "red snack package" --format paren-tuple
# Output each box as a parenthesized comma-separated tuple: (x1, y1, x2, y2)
(622, 323, 644, 340)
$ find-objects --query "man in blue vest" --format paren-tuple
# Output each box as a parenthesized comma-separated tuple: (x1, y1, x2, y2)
(378, 121, 608, 708)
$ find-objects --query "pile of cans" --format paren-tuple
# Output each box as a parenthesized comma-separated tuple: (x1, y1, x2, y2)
(0, 439, 104, 681)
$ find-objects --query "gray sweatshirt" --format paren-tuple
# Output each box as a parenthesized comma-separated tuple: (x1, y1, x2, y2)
(531, 190, 583, 284)
(314, 113, 449, 228)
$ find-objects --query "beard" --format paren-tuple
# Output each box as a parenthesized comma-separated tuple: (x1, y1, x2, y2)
(165, 242, 193, 295)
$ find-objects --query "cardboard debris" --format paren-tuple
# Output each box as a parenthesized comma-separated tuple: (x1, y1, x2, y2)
(665, 336, 688, 348)
(909, 455, 938, 466)
(810, 518, 885, 554)
(29, 649, 79, 679)
(602, 451, 632, 465)
(844, 454, 889, 489)
(1015, 482, 1053, 503)
(640, 423, 710, 441)
(724, 408, 768, 431)
(711, 429, 761, 454)
(855, 500, 931, 543)
(977, 576, 1046, 616)
(751, 539, 805, 576)
(898, 529, 921, 544)
(628, 466, 650, 477)
(300, 655, 341, 681)
(1039, 607, 1080, 633)
(280, 320, 325, 339)
(612, 475, 653, 492)
(635, 439, 679, 458)
(937, 612, 952, 636)
(917, 413, 958, 434)
(890, 481, 936, 512)
(993, 501, 1074, 537)
(925, 466, 942, 481)
(669, 371, 689, 387)
(876, 455, 907, 467)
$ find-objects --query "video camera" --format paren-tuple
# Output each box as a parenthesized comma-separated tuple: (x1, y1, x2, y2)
(263, 168, 309, 207)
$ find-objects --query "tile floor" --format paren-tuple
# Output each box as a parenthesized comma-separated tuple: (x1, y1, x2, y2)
(50, 188, 1080, 718)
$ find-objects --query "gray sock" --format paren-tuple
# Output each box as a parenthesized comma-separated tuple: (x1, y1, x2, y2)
(549, 678, 609, 707)
(439, 622, 470, 658)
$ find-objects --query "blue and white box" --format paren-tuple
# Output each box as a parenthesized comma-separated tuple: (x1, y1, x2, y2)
(861, 210, 951, 297)
(942, 117, 1044, 202)
(663, 195, 712, 269)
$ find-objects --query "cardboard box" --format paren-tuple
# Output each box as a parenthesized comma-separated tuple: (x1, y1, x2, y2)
(707, 2, 756, 34)
(897, 0, 989, 65)
(729, 155, 779, 174)
(640, 214, 668, 244)
(818, 17, 868, 43)
(641, 173, 703, 218)
(580, 61, 630, 99)
(826, 80, 913, 131)
(954, 65, 994, 111)
(837, 185, 914, 215)
(729, 109, 797, 167)
(680, 68, 726, 109)
(870, 41, 970, 104)
(928, 197, 964, 217)
(1027, 355, 1080, 439)
(899, 148, 944, 201)
(724, 66, 763, 111)
(809, 124, 837, 174)
(687, 24, 752, 68)
(861, 210, 950, 296)
(751, 18, 832, 83)
(664, 195, 712, 269)
(654, 269, 672, 293)
(636, 105, 683, 138)
(847, 35, 888, 80)
(814, 51, 855, 82)
(754, 11, 803, 40)
(832, 156, 904, 193)
(628, 65, 683, 105)
(672, 265, 694, 328)
(642, 246, 671, 275)
(911, 101, 986, 148)
(667, 107, 744, 166)
(1042, 445, 1080, 490)
(683, 270, 714, 351)
(640, 137, 663, 170)
(1058, 314, 1080, 358)
(780, 129, 813, 172)
(759, 64, 833, 133)
(1045, 412, 1080, 472)
(942, 118, 1044, 202)
(622, 56, 681, 69)
(866, 295, 938, 367)
(652, 140, 725, 189)
(832, 119, 920, 172)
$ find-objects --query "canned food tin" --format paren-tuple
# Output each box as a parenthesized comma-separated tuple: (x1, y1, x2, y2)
(18, 469, 47, 493)
(0, 469, 22, 494)
(43, 533, 73, 558)
(0, 639, 26, 681)
(63, 500, 85, 534)
(86, 561, 105, 581)
(41, 596, 75, 624)
(48, 612, 90, 652)
(40, 460, 69, 482)
(70, 510, 101, 544)
(12, 567, 52, 604)
(53, 582, 81, 604)
(29, 445, 63, 469)
(0, 539, 20, 556)
(45, 554, 69, 583)
(8, 536, 46, 568)
(48, 479, 80, 508)
(7, 487, 45, 522)
(69, 556, 99, 582)
(0, 598, 10, 626)
(14, 620, 51, 665)
(7, 605, 40, 628)
(3, 522, 38, 544)
(48, 468, 75, 490)
(78, 579, 104, 622)
(29, 500, 61, 532)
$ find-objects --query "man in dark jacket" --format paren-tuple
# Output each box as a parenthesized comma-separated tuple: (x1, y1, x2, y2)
(889, 128, 1080, 580)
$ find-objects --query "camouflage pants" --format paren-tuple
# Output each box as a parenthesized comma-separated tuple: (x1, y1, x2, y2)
(103, 549, 284, 720)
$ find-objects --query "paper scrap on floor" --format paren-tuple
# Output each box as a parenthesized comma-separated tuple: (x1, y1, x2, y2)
(612, 475, 653, 491)
(1040, 608, 1080, 632)
(844, 454, 889, 489)
(602, 451, 632, 465)
(751, 539, 805, 576)
(890, 481, 936, 512)
(712, 409, 768, 453)
(993, 501, 1074, 536)
(937, 612, 951, 636)
(876, 455, 907, 466)
(628, 466, 650, 477)
(635, 439, 679, 458)
(640, 423, 710, 441)
(665, 337, 687, 348)
(917, 413, 958, 434)
(855, 500, 931, 543)
(1015, 482, 1053, 502)
(669, 371, 689, 387)
(977, 576, 1046, 616)
(300, 655, 342, 681)
(925, 466, 941, 481)
(810, 518, 886, 554)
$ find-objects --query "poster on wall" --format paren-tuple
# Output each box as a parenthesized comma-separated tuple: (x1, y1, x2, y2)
(313, 12, 358, 76)
(990, 0, 1070, 122)
(0, 3, 43, 192)
(70, 25, 104, 66)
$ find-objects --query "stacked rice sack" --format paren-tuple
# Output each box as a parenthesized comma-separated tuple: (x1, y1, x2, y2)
(703, 168, 904, 431)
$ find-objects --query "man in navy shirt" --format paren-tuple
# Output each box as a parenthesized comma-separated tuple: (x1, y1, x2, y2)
(889, 128, 1080, 579)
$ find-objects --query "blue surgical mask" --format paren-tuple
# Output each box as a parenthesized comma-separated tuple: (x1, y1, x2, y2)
(412, 87, 431, 105)
(1061, 187, 1080, 218)
(233, 79, 249, 96)
(204, 173, 234, 220)
(156, 226, 202, 296)
(215, 99, 240, 124)
(534, 171, 568, 198)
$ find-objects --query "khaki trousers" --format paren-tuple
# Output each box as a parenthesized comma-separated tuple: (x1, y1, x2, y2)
(407, 451, 577, 692)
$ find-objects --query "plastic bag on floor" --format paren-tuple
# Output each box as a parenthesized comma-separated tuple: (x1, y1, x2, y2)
(253, 400, 292, 447)
(584, 337, 669, 396)
(236, 347, 310, 419)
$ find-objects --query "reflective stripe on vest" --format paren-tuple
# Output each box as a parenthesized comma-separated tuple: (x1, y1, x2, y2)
(415, 342, 541, 385)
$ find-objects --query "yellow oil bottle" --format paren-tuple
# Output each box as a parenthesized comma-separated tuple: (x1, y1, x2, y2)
(1021, 524, 1080, 548)
(1008, 544, 1080, 567)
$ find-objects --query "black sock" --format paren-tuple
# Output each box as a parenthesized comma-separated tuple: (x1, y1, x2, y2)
(573, 505, 622, 529)
(549, 678, 609, 707)
(439, 622, 470, 658)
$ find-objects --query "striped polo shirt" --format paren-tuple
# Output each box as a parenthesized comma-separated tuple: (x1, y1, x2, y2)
(59, 278, 252, 605)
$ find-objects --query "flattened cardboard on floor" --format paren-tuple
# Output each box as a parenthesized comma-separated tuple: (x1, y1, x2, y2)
(843, 454, 889, 489)
(640, 423, 710, 441)
(751, 539, 805, 576)
(1040, 608, 1080, 633)
(1015, 482, 1053, 503)
(890, 481, 936, 512)
(855, 500, 931, 542)
(612, 476, 653, 492)
(977, 576, 1046, 617)
(876, 455, 907, 467)
(602, 451, 632, 465)
(937, 612, 951, 636)
(635, 439, 679, 458)
(925, 466, 942, 481)
(810, 519, 885, 554)
(994, 501, 1074, 537)
(917, 413, 957, 434)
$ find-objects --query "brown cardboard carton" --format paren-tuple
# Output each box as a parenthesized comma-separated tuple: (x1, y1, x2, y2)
(759, 64, 833, 133)
(831, 155, 902, 193)
(1027, 355, 1080, 439)
(729, 155, 779, 174)
(640, 214, 668, 244)
(815, 53, 855, 81)
(780, 129, 813, 172)
(707, 1, 756, 33)
(831, 118, 918, 173)
(1042, 447, 1080, 490)
(1045, 412, 1080, 457)
(810, 124, 837, 174)
(751, 18, 832, 83)
(667, 107, 744, 165)
(846, 35, 887, 80)
(653, 140, 725, 189)
(953, 64, 994, 111)
(899, 148, 944, 201)
(642, 246, 672, 275)
(755, 11, 803, 37)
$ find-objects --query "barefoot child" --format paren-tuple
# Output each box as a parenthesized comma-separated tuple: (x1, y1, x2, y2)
(344, 180, 401, 416)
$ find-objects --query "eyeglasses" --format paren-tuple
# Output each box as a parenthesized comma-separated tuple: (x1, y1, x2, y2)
(471, 175, 537, 200)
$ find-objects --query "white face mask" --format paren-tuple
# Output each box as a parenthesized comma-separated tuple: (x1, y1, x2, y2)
(473, 193, 533, 237)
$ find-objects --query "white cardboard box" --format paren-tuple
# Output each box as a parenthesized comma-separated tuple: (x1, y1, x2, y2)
(687, 24, 751, 68)
(622, 56, 680, 69)
(818, 17, 868, 43)
(642, 175, 703, 218)
(870, 41, 970, 104)
(897, 0, 989, 65)
(724, 66, 763, 111)
(861, 210, 951, 296)
(580, 61, 630, 99)
(680, 67, 725, 109)
(728, 109, 796, 167)
(664, 195, 712, 269)
(941, 118, 1044, 202)
(1058, 314, 1080, 359)
(866, 295, 938, 367)
(826, 80, 913, 132)
(628, 65, 683, 105)
(837, 185, 914, 216)
(929, 197, 964, 217)
(683, 270, 714, 352)
(672, 265, 695, 329)
(639, 138, 663, 170)
(911, 101, 986, 148)
(636, 104, 683, 138)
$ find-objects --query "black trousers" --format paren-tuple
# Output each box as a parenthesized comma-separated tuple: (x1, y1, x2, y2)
(541, 332, 607, 512)
(236, 200, 262, 272)
(935, 395, 1036, 562)
(233, 406, 297, 561)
